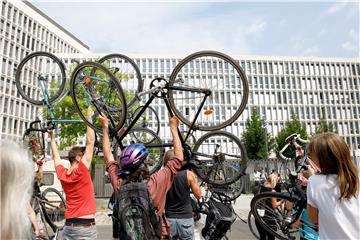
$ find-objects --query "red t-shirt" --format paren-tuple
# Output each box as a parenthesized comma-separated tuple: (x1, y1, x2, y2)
(56, 161, 96, 219)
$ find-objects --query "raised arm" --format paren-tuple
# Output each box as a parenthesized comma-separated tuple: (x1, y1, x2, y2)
(99, 114, 115, 165)
(188, 171, 202, 199)
(49, 130, 61, 168)
(170, 115, 183, 161)
(82, 108, 95, 169)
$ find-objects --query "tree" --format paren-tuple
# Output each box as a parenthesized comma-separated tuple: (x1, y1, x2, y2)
(241, 107, 272, 160)
(314, 108, 336, 134)
(275, 112, 308, 158)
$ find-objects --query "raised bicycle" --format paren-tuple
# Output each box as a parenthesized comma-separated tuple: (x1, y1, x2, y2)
(16, 52, 128, 159)
(71, 51, 249, 186)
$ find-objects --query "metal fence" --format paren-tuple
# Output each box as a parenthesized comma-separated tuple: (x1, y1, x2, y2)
(94, 156, 360, 197)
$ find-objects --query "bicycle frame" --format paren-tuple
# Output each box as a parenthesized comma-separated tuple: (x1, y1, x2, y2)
(102, 77, 211, 162)
(38, 77, 83, 127)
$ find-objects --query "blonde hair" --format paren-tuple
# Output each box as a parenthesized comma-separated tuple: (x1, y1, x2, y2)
(308, 132, 359, 201)
(264, 173, 278, 189)
(163, 149, 174, 166)
(1, 140, 34, 239)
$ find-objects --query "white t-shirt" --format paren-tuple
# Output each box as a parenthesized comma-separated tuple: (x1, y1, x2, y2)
(307, 174, 360, 240)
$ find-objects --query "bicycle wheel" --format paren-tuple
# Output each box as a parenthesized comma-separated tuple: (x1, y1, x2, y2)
(193, 131, 247, 186)
(131, 105, 160, 140)
(70, 61, 127, 134)
(168, 50, 249, 131)
(209, 176, 244, 201)
(98, 53, 143, 108)
(250, 191, 309, 240)
(113, 128, 165, 174)
(248, 211, 260, 240)
(15, 52, 66, 105)
(41, 187, 66, 231)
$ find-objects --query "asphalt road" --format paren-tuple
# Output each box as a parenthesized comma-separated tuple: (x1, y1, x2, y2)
(95, 219, 257, 240)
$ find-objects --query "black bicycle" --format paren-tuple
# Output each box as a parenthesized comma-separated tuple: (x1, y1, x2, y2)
(31, 179, 66, 240)
(71, 50, 249, 186)
(250, 134, 318, 240)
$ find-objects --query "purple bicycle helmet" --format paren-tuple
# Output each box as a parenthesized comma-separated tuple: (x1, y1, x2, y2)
(119, 143, 148, 170)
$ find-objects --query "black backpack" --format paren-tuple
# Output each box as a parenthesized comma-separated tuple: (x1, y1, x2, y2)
(113, 182, 162, 240)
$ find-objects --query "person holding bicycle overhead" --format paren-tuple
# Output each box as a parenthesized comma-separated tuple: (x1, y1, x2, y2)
(49, 107, 97, 240)
(306, 132, 360, 240)
(164, 149, 202, 240)
(99, 113, 183, 240)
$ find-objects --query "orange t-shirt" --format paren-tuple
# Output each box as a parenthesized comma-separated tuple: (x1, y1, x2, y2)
(56, 161, 96, 219)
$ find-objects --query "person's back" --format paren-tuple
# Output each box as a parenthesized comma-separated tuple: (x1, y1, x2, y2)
(49, 108, 97, 239)
(307, 174, 359, 239)
(165, 169, 201, 240)
(165, 171, 192, 219)
(100, 114, 184, 239)
(306, 132, 360, 240)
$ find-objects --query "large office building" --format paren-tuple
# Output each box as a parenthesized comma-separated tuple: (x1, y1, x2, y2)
(59, 54, 360, 156)
(0, 0, 89, 140)
(1, 1, 359, 158)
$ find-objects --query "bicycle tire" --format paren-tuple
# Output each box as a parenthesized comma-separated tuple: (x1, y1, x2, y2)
(113, 128, 165, 174)
(41, 187, 66, 231)
(168, 50, 249, 131)
(247, 211, 260, 240)
(98, 53, 143, 108)
(15, 51, 66, 105)
(250, 191, 308, 240)
(70, 61, 127, 134)
(193, 131, 247, 186)
(209, 176, 244, 201)
(131, 105, 160, 140)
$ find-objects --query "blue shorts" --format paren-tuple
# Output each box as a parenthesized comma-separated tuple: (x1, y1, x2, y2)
(167, 218, 194, 240)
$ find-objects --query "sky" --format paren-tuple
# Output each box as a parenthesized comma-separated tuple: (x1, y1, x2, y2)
(30, 0, 359, 58)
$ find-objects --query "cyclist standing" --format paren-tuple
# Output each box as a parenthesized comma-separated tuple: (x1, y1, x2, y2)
(99, 113, 183, 239)
(49, 108, 97, 239)
(164, 150, 202, 240)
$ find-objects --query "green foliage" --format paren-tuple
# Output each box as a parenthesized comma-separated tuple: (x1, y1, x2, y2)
(314, 108, 336, 134)
(53, 94, 86, 149)
(241, 107, 272, 160)
(275, 112, 308, 158)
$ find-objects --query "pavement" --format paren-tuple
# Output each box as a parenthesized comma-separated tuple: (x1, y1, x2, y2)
(92, 194, 257, 240)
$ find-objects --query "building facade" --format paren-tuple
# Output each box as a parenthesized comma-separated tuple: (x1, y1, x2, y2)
(59, 54, 360, 156)
(0, 0, 89, 140)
